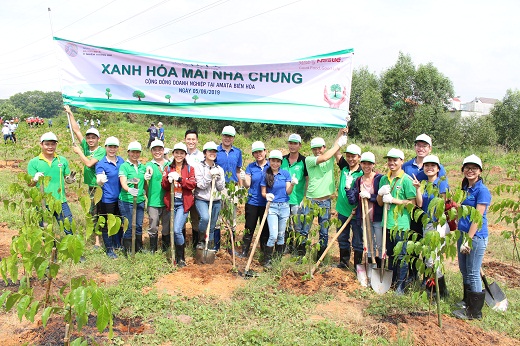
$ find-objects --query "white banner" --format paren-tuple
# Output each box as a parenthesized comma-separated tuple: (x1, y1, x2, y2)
(55, 37, 353, 127)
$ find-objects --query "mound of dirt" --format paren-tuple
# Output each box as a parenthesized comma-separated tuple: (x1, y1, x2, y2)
(279, 267, 361, 295)
(483, 261, 520, 288)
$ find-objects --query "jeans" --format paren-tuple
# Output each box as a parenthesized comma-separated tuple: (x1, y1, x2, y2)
(98, 201, 123, 250)
(195, 199, 221, 242)
(119, 200, 145, 239)
(173, 198, 189, 245)
(147, 206, 170, 236)
(300, 198, 331, 249)
(337, 213, 363, 252)
(289, 203, 303, 233)
(366, 221, 383, 258)
(55, 202, 73, 235)
(458, 235, 488, 292)
(386, 228, 409, 287)
(267, 202, 290, 247)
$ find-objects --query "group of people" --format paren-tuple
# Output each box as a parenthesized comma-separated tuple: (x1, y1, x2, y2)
(26, 109, 491, 320)
(25, 116, 44, 127)
(2, 120, 17, 144)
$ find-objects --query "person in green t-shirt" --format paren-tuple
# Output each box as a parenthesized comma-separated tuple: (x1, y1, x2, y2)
(66, 105, 106, 248)
(27, 132, 77, 234)
(144, 139, 170, 253)
(376, 148, 418, 295)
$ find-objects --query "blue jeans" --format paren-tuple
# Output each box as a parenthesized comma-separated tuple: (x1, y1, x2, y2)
(288, 204, 303, 233)
(173, 198, 189, 245)
(267, 202, 290, 247)
(337, 213, 363, 252)
(195, 199, 221, 242)
(300, 198, 331, 249)
(386, 228, 409, 288)
(458, 235, 488, 292)
(54, 202, 73, 235)
(119, 200, 145, 239)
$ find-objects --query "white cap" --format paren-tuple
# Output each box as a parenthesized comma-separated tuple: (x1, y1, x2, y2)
(310, 137, 326, 149)
(40, 132, 58, 142)
(344, 144, 361, 155)
(288, 133, 302, 143)
(423, 155, 440, 166)
(104, 136, 119, 147)
(415, 133, 432, 147)
(157, 122, 163, 126)
(85, 128, 100, 137)
(203, 141, 218, 152)
(360, 152, 376, 163)
(251, 141, 265, 152)
(150, 139, 164, 149)
(127, 141, 142, 151)
(462, 154, 483, 170)
(221, 125, 236, 136)
(268, 150, 283, 160)
(173, 142, 188, 153)
(384, 148, 404, 160)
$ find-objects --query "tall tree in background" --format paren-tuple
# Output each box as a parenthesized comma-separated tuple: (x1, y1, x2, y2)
(9, 91, 63, 118)
(492, 89, 520, 150)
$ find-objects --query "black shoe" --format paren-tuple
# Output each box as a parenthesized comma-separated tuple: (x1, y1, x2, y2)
(238, 233, 253, 259)
(192, 231, 199, 249)
(375, 257, 382, 268)
(122, 238, 132, 255)
(438, 275, 449, 299)
(149, 235, 158, 253)
(337, 248, 351, 268)
(162, 235, 171, 252)
(353, 251, 363, 266)
(175, 244, 186, 268)
(135, 236, 143, 253)
(455, 283, 471, 309)
(453, 290, 485, 320)
(275, 244, 284, 258)
(263, 246, 274, 269)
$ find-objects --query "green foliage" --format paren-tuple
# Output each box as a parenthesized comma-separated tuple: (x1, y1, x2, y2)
(132, 90, 145, 101)
(492, 89, 520, 150)
(459, 115, 498, 149)
(490, 181, 520, 262)
(9, 90, 63, 119)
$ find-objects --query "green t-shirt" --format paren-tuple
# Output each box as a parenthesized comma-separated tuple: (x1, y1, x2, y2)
(379, 170, 417, 230)
(281, 153, 308, 205)
(305, 156, 335, 199)
(336, 160, 363, 217)
(80, 139, 106, 187)
(118, 160, 147, 203)
(145, 160, 170, 208)
(27, 154, 70, 203)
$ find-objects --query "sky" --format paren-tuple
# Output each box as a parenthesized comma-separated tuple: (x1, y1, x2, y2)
(1, 0, 519, 103)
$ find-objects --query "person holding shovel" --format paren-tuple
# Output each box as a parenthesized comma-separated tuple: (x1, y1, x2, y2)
(237, 141, 270, 258)
(161, 142, 197, 267)
(118, 141, 147, 253)
(194, 141, 226, 252)
(376, 148, 417, 295)
(452, 155, 491, 320)
(95, 136, 125, 258)
(260, 150, 297, 268)
(144, 139, 170, 253)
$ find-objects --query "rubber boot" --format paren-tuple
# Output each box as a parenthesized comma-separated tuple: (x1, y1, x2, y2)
(353, 251, 363, 266)
(263, 246, 274, 269)
(175, 244, 186, 268)
(296, 242, 306, 257)
(275, 244, 284, 259)
(316, 246, 325, 263)
(149, 235, 158, 253)
(375, 257, 382, 268)
(238, 233, 253, 259)
(135, 236, 143, 253)
(453, 291, 485, 320)
(162, 234, 171, 252)
(438, 275, 449, 299)
(192, 231, 199, 249)
(122, 238, 132, 256)
(197, 231, 206, 248)
(455, 283, 471, 309)
(337, 248, 351, 268)
(213, 228, 221, 251)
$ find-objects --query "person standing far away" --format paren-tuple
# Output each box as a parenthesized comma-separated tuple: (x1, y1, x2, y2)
(48, 119, 53, 128)
(27, 132, 77, 235)
(184, 129, 205, 248)
(144, 139, 169, 253)
(146, 123, 158, 149)
(97, 119, 100, 128)
(2, 123, 11, 144)
(214, 125, 243, 251)
(8, 121, 17, 144)
(299, 128, 348, 259)
(65, 105, 106, 249)
(157, 122, 165, 141)
(90, 119, 95, 128)
(280, 133, 308, 253)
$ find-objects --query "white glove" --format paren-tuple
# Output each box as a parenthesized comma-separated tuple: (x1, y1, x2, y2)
(336, 135, 348, 147)
(33, 172, 44, 182)
(359, 190, 371, 199)
(168, 171, 180, 183)
(378, 185, 391, 196)
(96, 173, 108, 186)
(210, 167, 220, 177)
(266, 193, 275, 202)
(65, 171, 77, 184)
(239, 170, 246, 181)
(128, 187, 138, 197)
(144, 167, 153, 181)
(382, 194, 393, 204)
(460, 240, 471, 255)
(291, 174, 298, 185)
(345, 174, 353, 188)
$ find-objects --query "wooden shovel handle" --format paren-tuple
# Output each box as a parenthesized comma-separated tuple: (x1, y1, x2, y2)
(244, 201, 271, 272)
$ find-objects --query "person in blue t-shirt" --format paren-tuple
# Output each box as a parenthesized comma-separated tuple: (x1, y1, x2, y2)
(95, 136, 125, 258)
(453, 154, 491, 321)
(261, 150, 297, 268)
(146, 123, 158, 149)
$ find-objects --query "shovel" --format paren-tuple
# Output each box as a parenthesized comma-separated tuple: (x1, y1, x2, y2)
(195, 176, 217, 264)
(243, 201, 271, 278)
(363, 198, 376, 281)
(169, 181, 176, 266)
(356, 199, 369, 287)
(371, 202, 392, 294)
(310, 214, 353, 277)
(128, 178, 140, 259)
(481, 268, 508, 312)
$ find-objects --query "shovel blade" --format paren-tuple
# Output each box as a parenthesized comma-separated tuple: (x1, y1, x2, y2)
(356, 264, 368, 287)
(370, 268, 392, 294)
(485, 282, 508, 312)
(195, 246, 216, 264)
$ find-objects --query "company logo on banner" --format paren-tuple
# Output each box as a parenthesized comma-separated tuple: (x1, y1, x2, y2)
(55, 37, 353, 128)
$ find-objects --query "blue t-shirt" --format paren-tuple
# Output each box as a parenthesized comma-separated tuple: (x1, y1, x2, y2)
(216, 144, 243, 183)
(261, 169, 291, 203)
(158, 127, 165, 141)
(403, 158, 448, 182)
(458, 179, 491, 238)
(245, 161, 269, 206)
(421, 177, 449, 216)
(95, 155, 125, 203)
